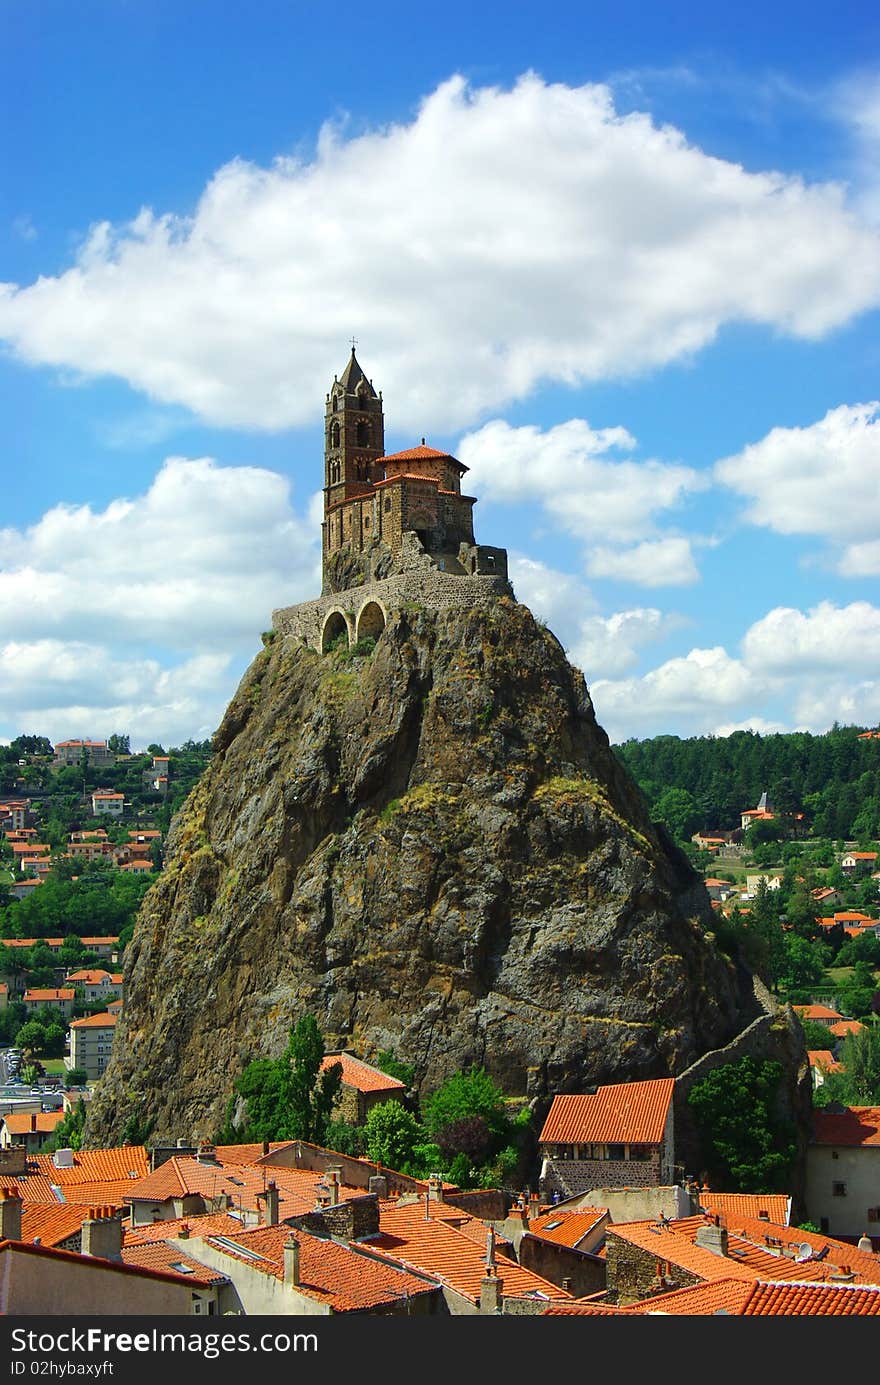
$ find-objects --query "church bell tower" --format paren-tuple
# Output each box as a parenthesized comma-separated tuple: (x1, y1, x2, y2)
(324, 347, 385, 511)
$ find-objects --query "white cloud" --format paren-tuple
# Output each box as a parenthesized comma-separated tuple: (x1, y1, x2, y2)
(0, 457, 320, 746)
(743, 601, 880, 675)
(585, 537, 700, 586)
(832, 69, 880, 223)
(568, 608, 681, 678)
(591, 645, 759, 741)
(589, 599, 880, 741)
(714, 402, 880, 573)
(0, 456, 320, 651)
(458, 419, 706, 574)
(1, 74, 878, 430)
(508, 554, 596, 634)
(0, 642, 238, 749)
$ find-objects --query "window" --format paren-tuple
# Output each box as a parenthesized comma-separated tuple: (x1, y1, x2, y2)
(357, 421, 370, 447)
(384, 498, 391, 512)
(832, 1182, 847, 1197)
(629, 1145, 651, 1161)
(609, 1144, 625, 1161)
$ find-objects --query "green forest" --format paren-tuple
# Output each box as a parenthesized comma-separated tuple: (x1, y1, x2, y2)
(614, 724, 880, 842)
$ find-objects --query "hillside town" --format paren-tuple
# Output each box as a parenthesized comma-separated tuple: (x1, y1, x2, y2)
(0, 728, 879, 1318)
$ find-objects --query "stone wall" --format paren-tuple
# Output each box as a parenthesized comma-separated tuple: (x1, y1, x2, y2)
(541, 1155, 662, 1199)
(671, 969, 811, 1205)
(517, 1235, 606, 1297)
(273, 568, 514, 651)
(605, 1232, 700, 1306)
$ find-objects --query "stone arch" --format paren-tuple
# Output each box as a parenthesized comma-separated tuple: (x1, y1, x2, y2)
(321, 608, 353, 653)
(330, 420, 340, 448)
(356, 599, 387, 644)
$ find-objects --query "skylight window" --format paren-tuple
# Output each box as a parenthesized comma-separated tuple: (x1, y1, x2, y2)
(170, 1262, 195, 1274)
(544, 1220, 563, 1230)
(210, 1237, 269, 1262)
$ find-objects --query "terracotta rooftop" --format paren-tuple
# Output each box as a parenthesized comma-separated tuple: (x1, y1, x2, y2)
(628, 1277, 880, 1316)
(126, 1156, 362, 1219)
(20, 1203, 94, 1247)
(320, 1052, 406, 1094)
(201, 1224, 437, 1312)
(124, 1210, 252, 1245)
(812, 1106, 880, 1148)
(828, 1020, 867, 1038)
(23, 988, 74, 1002)
(381, 443, 466, 470)
(793, 1004, 844, 1021)
(525, 1207, 609, 1250)
(539, 1078, 675, 1146)
(1, 1112, 65, 1136)
(69, 1011, 117, 1029)
(698, 1192, 791, 1226)
(369, 1201, 572, 1304)
(121, 1241, 229, 1286)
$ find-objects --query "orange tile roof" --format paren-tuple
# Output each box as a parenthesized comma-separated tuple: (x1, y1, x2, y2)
(807, 1050, 844, 1074)
(125, 1156, 359, 1220)
(23, 988, 74, 1002)
(212, 1143, 288, 1165)
(526, 1207, 609, 1249)
(121, 1242, 229, 1286)
(539, 1078, 674, 1146)
(1, 1111, 65, 1135)
(626, 1277, 880, 1315)
(64, 969, 114, 984)
(370, 1201, 571, 1303)
(812, 1106, 880, 1148)
(829, 1020, 867, 1038)
(381, 444, 461, 465)
(124, 1211, 251, 1245)
(69, 1011, 117, 1029)
(320, 1052, 405, 1093)
(202, 1224, 438, 1311)
(80, 936, 120, 945)
(31, 1145, 148, 1186)
(20, 1204, 94, 1247)
(793, 1004, 843, 1021)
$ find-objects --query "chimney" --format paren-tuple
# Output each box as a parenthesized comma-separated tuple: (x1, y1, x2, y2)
(428, 1173, 443, 1201)
(424, 1191, 431, 1221)
(262, 1141, 270, 1157)
(178, 1223, 191, 1240)
(314, 1181, 331, 1210)
(260, 1181, 280, 1227)
(479, 1267, 503, 1314)
(485, 1227, 496, 1271)
(369, 1174, 388, 1199)
(529, 1192, 541, 1218)
(562, 1277, 573, 1293)
(326, 1167, 342, 1206)
(283, 1235, 301, 1288)
(0, 1187, 22, 1241)
(195, 1144, 217, 1165)
(857, 1234, 873, 1254)
(694, 1219, 729, 1258)
(81, 1207, 123, 1261)
(29, 1114, 37, 1133)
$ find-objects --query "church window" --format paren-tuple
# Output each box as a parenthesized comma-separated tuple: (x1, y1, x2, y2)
(356, 420, 370, 447)
(330, 421, 340, 449)
(384, 498, 391, 512)
(364, 515, 370, 529)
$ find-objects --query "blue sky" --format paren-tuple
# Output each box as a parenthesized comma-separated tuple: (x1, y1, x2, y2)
(2, 0, 879, 749)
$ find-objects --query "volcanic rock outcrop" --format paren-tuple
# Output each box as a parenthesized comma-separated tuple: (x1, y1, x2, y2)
(87, 599, 771, 1145)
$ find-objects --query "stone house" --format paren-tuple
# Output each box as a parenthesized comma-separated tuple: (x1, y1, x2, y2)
(538, 1077, 676, 1198)
(0, 1110, 65, 1153)
(319, 1051, 406, 1126)
(52, 739, 116, 770)
(23, 986, 75, 1018)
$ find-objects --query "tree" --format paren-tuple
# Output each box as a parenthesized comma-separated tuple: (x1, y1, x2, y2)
(45, 1098, 87, 1153)
(688, 1057, 797, 1192)
(815, 1027, 880, 1107)
(363, 1100, 423, 1170)
(422, 1065, 510, 1145)
(108, 734, 130, 755)
(799, 1018, 839, 1052)
(777, 934, 826, 995)
(226, 1014, 343, 1144)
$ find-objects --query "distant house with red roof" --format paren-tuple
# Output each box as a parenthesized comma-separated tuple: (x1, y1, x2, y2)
(841, 851, 878, 876)
(23, 987, 74, 1017)
(807, 1105, 880, 1242)
(793, 1003, 843, 1028)
(538, 1078, 676, 1198)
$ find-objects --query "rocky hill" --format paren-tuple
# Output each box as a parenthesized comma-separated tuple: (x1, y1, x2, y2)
(86, 597, 778, 1146)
